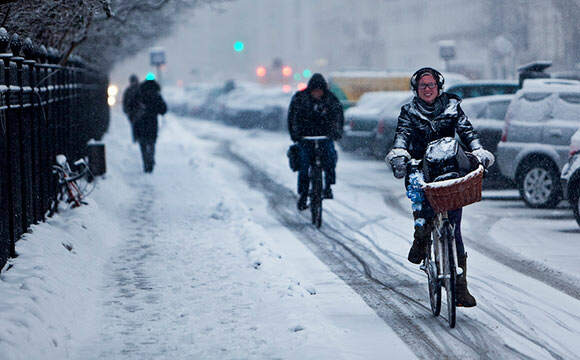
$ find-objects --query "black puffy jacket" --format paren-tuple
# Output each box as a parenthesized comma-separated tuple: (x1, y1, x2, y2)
(392, 93, 481, 159)
(287, 75, 344, 142)
(133, 80, 167, 142)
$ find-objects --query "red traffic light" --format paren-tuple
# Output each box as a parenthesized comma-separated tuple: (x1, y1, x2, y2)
(256, 66, 267, 77)
(282, 66, 292, 77)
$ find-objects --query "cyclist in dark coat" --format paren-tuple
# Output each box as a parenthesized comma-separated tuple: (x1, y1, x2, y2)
(133, 79, 167, 173)
(288, 73, 344, 210)
(122, 74, 140, 142)
(386, 67, 494, 307)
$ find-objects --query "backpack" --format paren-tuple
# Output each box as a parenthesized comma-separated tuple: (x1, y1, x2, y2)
(287, 143, 300, 172)
(132, 100, 147, 123)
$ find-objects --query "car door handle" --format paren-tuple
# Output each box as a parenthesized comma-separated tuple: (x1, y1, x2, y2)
(548, 129, 562, 137)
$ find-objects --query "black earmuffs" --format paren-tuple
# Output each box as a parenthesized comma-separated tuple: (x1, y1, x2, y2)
(410, 67, 445, 93)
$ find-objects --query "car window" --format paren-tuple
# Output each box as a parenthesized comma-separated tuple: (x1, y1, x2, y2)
(485, 100, 510, 120)
(447, 87, 465, 98)
(552, 93, 580, 121)
(465, 87, 482, 98)
(505, 93, 553, 122)
(482, 87, 496, 96)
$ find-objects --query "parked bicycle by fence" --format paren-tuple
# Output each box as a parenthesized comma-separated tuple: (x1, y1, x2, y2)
(50, 155, 95, 214)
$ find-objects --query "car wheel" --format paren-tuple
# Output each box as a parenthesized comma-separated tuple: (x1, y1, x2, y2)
(518, 160, 562, 208)
(572, 185, 580, 228)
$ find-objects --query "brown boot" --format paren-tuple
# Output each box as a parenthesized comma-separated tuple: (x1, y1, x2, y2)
(456, 253, 477, 307)
(408, 223, 431, 264)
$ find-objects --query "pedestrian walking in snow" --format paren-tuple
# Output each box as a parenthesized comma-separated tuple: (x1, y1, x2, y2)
(122, 74, 141, 143)
(133, 79, 167, 173)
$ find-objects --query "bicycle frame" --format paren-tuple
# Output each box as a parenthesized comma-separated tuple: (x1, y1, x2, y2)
(51, 155, 92, 212)
(303, 136, 328, 228)
(432, 212, 462, 281)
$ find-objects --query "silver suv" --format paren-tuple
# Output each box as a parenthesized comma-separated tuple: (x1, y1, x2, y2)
(496, 79, 580, 208)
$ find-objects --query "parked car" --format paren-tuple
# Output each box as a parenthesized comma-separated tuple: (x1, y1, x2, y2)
(560, 128, 580, 227)
(211, 85, 292, 131)
(163, 86, 187, 115)
(446, 80, 518, 99)
(459, 94, 514, 180)
(367, 92, 413, 159)
(212, 82, 261, 124)
(496, 79, 580, 208)
(340, 91, 411, 152)
(182, 84, 215, 117)
(224, 87, 290, 130)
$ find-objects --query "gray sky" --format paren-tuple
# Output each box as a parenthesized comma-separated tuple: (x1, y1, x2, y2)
(112, 0, 573, 87)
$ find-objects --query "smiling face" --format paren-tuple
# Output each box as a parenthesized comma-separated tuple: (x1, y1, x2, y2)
(417, 73, 439, 104)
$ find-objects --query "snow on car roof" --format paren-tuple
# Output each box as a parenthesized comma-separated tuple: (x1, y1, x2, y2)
(329, 71, 410, 78)
(460, 94, 515, 104)
(521, 78, 580, 92)
(448, 79, 518, 87)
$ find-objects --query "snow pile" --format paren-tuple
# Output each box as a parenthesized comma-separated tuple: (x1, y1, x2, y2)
(0, 175, 128, 359)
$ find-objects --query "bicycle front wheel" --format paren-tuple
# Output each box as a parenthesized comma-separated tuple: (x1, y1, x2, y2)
(426, 256, 441, 317)
(442, 223, 456, 328)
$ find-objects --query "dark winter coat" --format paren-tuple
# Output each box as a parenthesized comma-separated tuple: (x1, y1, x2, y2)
(133, 80, 167, 142)
(392, 92, 481, 159)
(287, 75, 344, 142)
(122, 83, 141, 121)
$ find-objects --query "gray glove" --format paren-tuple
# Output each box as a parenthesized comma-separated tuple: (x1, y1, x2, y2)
(472, 148, 495, 168)
(386, 148, 411, 179)
(390, 156, 408, 179)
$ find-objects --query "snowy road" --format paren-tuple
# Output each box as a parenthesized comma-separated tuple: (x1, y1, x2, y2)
(2, 112, 579, 359)
(178, 116, 580, 359)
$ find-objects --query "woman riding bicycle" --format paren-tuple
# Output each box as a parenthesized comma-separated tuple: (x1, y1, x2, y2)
(386, 67, 494, 307)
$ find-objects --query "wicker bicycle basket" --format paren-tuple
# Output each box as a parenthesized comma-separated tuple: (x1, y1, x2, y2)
(422, 165, 485, 213)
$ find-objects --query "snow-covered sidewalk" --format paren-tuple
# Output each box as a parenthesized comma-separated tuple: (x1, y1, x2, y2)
(0, 112, 415, 359)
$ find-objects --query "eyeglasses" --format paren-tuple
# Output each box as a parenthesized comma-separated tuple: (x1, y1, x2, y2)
(418, 82, 437, 90)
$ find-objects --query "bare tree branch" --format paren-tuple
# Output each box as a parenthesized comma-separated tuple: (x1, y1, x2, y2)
(1, 0, 234, 70)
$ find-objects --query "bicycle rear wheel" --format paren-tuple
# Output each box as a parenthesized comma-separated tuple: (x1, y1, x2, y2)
(442, 222, 456, 328)
(310, 167, 323, 228)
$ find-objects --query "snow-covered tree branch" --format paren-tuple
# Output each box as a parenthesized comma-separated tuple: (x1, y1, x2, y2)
(0, 0, 232, 70)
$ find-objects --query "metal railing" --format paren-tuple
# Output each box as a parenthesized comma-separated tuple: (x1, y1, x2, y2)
(0, 28, 109, 270)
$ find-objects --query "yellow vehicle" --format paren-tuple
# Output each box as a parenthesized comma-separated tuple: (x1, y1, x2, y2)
(328, 71, 411, 109)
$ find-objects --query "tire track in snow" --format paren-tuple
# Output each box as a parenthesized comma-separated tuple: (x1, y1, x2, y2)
(186, 120, 577, 359)
(378, 178, 580, 301)
(220, 141, 533, 360)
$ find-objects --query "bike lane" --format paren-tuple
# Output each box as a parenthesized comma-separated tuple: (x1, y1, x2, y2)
(180, 115, 580, 359)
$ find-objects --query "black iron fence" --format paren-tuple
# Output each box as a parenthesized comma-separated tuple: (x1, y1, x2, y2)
(0, 28, 109, 270)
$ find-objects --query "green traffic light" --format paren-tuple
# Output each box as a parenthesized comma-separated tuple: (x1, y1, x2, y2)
(303, 69, 312, 78)
(234, 41, 245, 52)
(293, 73, 301, 81)
(145, 72, 156, 81)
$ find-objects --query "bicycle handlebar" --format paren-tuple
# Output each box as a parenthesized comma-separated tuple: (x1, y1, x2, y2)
(301, 136, 329, 141)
